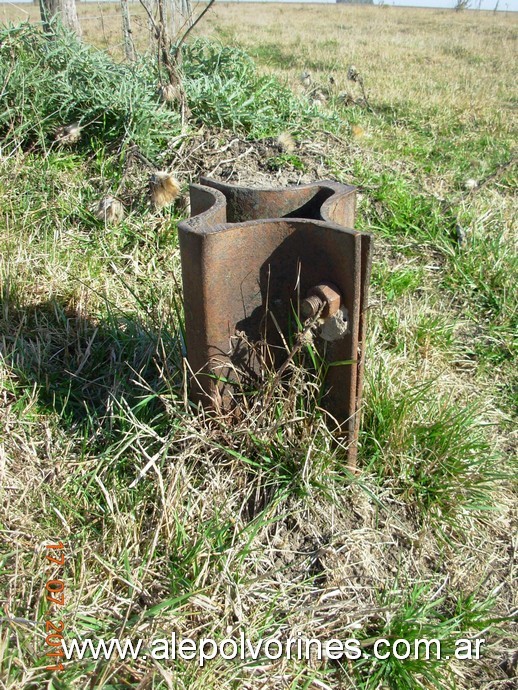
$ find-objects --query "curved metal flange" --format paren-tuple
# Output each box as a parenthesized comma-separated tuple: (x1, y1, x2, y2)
(178, 178, 372, 465)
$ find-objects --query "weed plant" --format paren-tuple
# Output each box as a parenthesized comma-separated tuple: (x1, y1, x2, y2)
(353, 584, 501, 690)
(0, 24, 331, 158)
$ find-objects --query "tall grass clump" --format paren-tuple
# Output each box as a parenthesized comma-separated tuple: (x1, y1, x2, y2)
(353, 584, 500, 690)
(354, 164, 455, 243)
(360, 364, 506, 522)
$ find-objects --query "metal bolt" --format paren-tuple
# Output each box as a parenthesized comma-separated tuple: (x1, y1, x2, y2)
(301, 294, 324, 319)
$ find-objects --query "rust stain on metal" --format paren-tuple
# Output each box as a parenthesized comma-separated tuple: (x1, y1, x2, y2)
(178, 177, 372, 466)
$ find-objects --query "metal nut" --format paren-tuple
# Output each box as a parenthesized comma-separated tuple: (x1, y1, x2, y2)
(306, 282, 341, 318)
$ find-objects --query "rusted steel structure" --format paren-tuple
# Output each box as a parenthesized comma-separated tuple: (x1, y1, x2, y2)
(178, 177, 372, 465)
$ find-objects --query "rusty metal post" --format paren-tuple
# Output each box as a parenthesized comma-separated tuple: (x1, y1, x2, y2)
(178, 177, 372, 466)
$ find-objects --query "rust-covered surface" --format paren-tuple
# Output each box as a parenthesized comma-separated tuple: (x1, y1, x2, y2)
(178, 178, 372, 465)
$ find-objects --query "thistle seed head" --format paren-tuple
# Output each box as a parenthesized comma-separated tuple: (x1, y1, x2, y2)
(338, 91, 354, 106)
(158, 83, 180, 104)
(149, 172, 181, 210)
(300, 70, 312, 87)
(54, 123, 81, 146)
(277, 132, 296, 154)
(347, 65, 360, 83)
(311, 90, 327, 108)
(95, 196, 124, 224)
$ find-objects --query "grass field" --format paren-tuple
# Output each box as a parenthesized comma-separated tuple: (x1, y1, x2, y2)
(0, 3, 517, 689)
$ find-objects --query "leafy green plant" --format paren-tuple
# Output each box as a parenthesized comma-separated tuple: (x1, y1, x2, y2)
(0, 22, 181, 157)
(182, 39, 332, 137)
(267, 152, 306, 171)
(0, 25, 332, 157)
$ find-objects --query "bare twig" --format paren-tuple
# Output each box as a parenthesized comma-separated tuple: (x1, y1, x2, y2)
(173, 0, 216, 59)
(138, 0, 160, 35)
(120, 0, 136, 62)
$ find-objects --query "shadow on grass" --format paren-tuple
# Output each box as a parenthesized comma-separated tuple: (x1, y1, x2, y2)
(0, 297, 184, 434)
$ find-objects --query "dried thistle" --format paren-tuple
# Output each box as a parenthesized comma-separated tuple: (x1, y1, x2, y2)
(149, 172, 181, 210)
(311, 90, 327, 108)
(338, 91, 354, 106)
(95, 196, 124, 224)
(347, 65, 374, 112)
(300, 70, 312, 88)
(54, 123, 81, 146)
(277, 132, 296, 154)
(347, 65, 361, 83)
(158, 83, 180, 104)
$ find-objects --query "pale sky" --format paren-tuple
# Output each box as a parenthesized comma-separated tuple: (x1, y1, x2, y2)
(7, 0, 518, 9)
(228, 0, 518, 9)
(374, 0, 517, 9)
